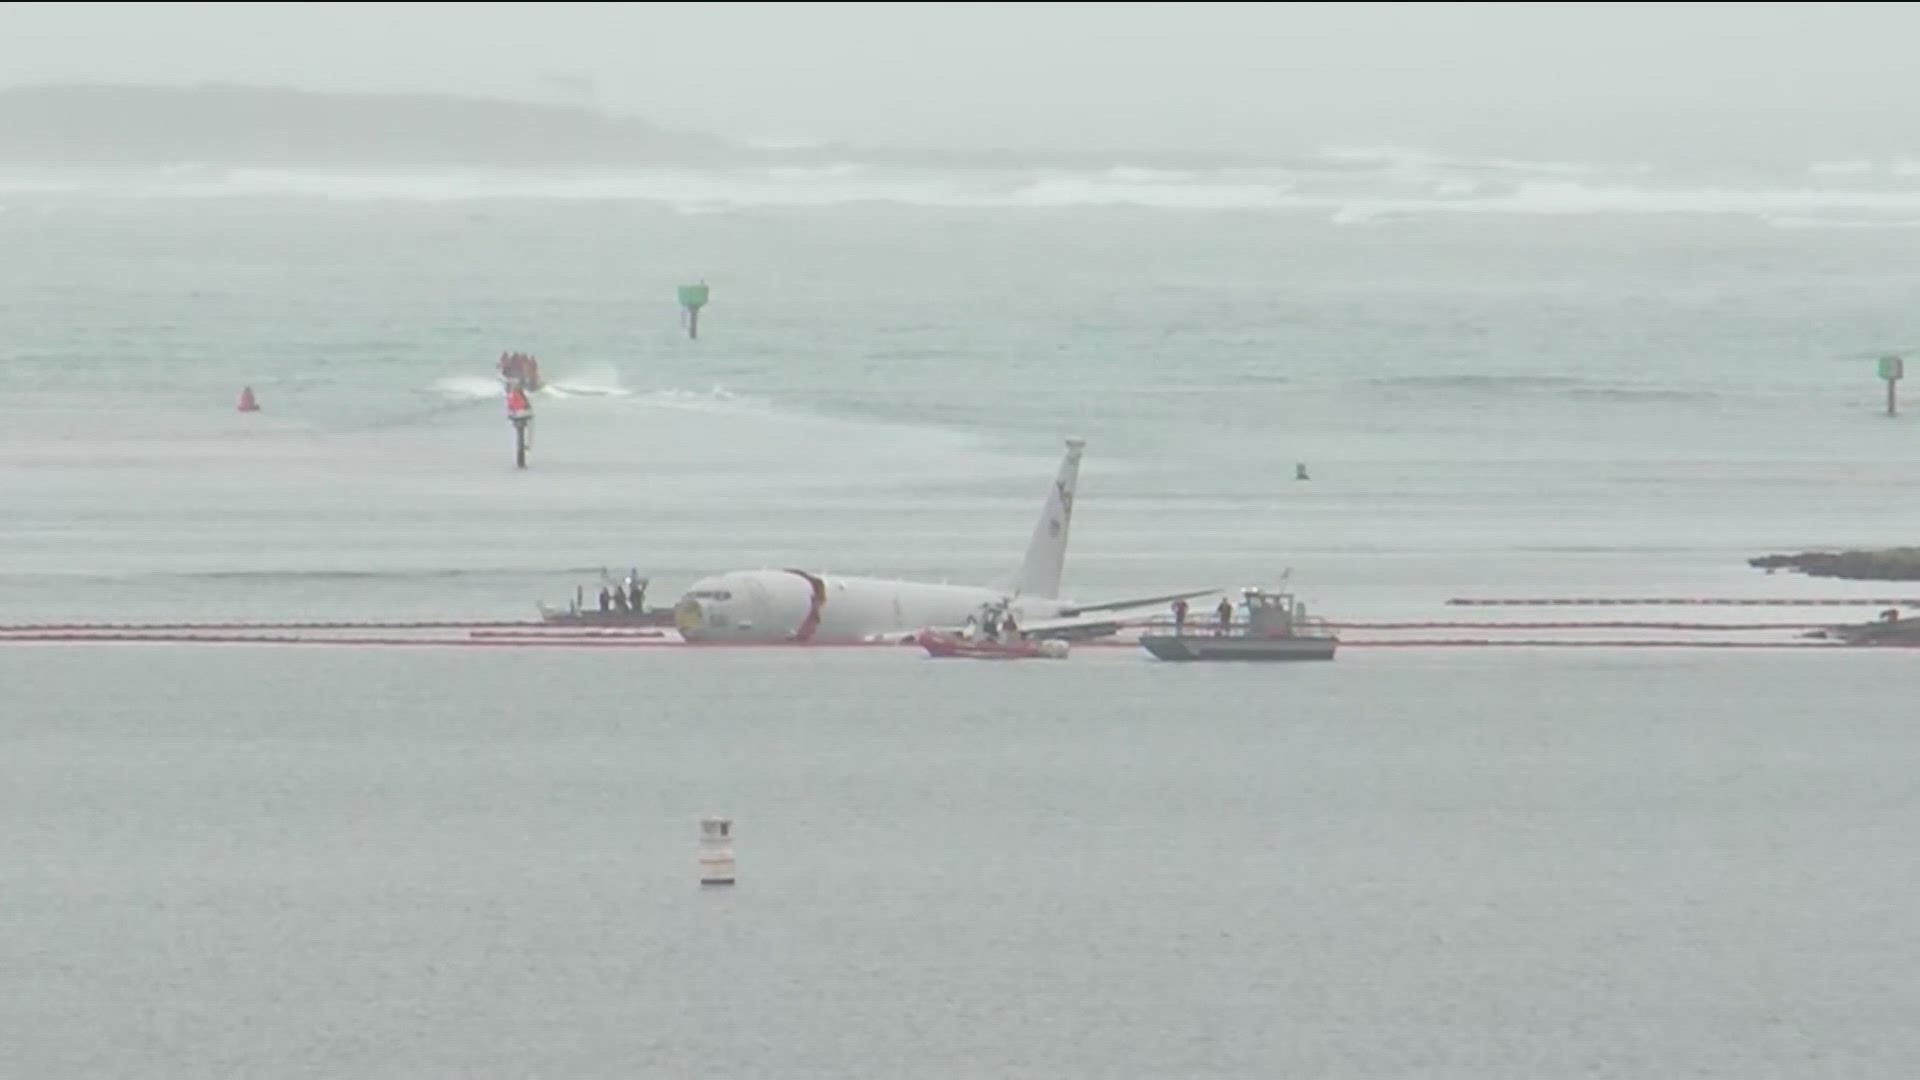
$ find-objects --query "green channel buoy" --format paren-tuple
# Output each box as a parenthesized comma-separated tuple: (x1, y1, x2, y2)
(678, 282, 710, 339)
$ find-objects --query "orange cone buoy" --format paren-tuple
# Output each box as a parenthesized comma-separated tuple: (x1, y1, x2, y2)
(237, 386, 260, 412)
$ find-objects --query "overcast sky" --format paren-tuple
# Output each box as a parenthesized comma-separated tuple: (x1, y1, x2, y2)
(5, 1, 1918, 162)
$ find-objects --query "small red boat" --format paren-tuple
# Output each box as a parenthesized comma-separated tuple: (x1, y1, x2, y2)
(916, 628, 1069, 660)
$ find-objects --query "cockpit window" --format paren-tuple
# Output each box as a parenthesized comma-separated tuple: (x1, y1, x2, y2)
(686, 589, 733, 601)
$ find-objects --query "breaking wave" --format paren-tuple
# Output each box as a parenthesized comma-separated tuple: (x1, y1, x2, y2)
(434, 375, 765, 414)
(435, 375, 503, 401)
(1303, 146, 1609, 177)
(540, 361, 632, 399)
(1328, 180, 1920, 228)
(626, 386, 773, 414)
(7, 151, 1920, 228)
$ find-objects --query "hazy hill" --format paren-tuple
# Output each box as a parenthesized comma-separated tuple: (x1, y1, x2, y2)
(0, 83, 751, 167)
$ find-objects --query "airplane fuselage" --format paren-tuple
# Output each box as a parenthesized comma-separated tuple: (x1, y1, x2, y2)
(673, 568, 1076, 644)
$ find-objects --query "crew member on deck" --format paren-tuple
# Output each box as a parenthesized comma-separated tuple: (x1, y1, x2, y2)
(599, 587, 611, 613)
(1172, 597, 1189, 634)
(1216, 596, 1234, 635)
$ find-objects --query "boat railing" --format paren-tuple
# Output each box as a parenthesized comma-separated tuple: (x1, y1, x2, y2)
(1134, 615, 1335, 639)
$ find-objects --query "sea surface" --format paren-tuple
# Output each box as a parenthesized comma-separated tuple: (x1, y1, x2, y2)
(4, 155, 1920, 1076)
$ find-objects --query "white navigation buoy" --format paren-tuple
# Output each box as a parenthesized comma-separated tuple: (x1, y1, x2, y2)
(699, 816, 736, 886)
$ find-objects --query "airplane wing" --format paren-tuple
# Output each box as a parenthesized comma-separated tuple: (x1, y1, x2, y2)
(1010, 613, 1134, 641)
(1052, 588, 1222, 618)
(881, 588, 1224, 645)
(1012, 588, 1225, 641)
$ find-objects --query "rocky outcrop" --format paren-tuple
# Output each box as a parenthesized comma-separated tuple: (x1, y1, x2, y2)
(1750, 548, 1920, 581)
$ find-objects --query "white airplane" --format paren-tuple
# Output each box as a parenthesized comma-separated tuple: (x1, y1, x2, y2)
(672, 439, 1218, 644)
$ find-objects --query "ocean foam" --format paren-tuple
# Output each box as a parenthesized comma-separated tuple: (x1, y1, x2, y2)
(7, 156, 1920, 231)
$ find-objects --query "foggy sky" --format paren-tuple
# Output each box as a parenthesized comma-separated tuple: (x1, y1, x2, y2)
(5, 1, 1919, 163)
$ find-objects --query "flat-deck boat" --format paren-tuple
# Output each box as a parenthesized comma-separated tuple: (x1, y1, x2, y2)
(1139, 587, 1337, 661)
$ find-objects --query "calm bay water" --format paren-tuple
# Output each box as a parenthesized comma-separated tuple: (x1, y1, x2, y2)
(4, 645, 1917, 1078)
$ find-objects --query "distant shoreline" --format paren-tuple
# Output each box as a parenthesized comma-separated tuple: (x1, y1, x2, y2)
(1750, 549, 1920, 582)
(0, 82, 753, 168)
(0, 82, 1281, 172)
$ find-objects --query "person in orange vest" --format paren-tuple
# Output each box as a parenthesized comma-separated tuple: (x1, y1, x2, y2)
(506, 385, 531, 417)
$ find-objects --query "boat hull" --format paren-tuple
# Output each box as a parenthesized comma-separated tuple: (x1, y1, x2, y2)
(539, 607, 674, 628)
(1139, 633, 1337, 661)
(917, 629, 1068, 660)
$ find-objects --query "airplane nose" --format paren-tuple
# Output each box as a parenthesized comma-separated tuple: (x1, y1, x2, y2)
(674, 598, 705, 637)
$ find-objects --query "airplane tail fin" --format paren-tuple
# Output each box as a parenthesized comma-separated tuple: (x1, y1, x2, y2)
(1009, 439, 1084, 600)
